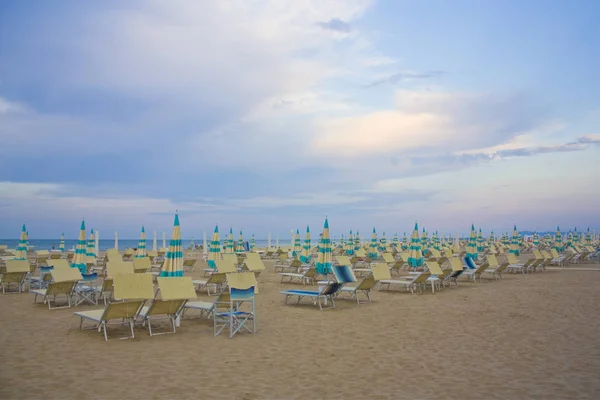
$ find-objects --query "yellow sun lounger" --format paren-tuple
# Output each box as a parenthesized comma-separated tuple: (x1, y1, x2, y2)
(1, 260, 31, 294)
(31, 267, 82, 309)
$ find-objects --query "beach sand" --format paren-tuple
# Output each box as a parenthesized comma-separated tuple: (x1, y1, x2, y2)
(1, 260, 600, 400)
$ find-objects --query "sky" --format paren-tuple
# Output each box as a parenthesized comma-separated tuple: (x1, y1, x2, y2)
(1, 0, 599, 239)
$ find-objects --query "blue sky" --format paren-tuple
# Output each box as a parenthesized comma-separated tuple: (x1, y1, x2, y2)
(1, 0, 599, 239)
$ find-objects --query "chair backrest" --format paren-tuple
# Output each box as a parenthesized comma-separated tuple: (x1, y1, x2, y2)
(464, 257, 477, 269)
(107, 261, 134, 278)
(182, 259, 196, 267)
(49, 252, 62, 259)
(398, 252, 410, 262)
(332, 265, 357, 283)
(371, 263, 391, 281)
(52, 267, 83, 282)
(487, 255, 499, 267)
(103, 300, 146, 320)
(449, 258, 463, 272)
(429, 249, 442, 258)
(222, 253, 238, 265)
(113, 273, 154, 300)
(356, 275, 377, 290)
(105, 249, 120, 261)
(243, 254, 265, 271)
(355, 249, 366, 258)
(207, 272, 227, 285)
(533, 249, 543, 260)
(47, 280, 77, 296)
(124, 248, 135, 257)
(425, 261, 443, 275)
(157, 276, 197, 300)
(382, 253, 395, 263)
(5, 260, 31, 273)
(541, 250, 552, 259)
(336, 255, 351, 266)
(413, 272, 431, 283)
(319, 282, 343, 296)
(132, 257, 152, 273)
(215, 259, 236, 273)
(506, 253, 518, 264)
(48, 258, 70, 270)
(146, 299, 186, 316)
(551, 249, 560, 258)
(226, 271, 258, 294)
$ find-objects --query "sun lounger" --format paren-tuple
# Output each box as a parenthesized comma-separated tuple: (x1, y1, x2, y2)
(132, 257, 152, 273)
(506, 254, 533, 274)
(462, 257, 489, 282)
(279, 267, 319, 285)
(338, 275, 377, 304)
(482, 255, 509, 279)
(74, 273, 154, 341)
(203, 258, 237, 276)
(243, 253, 266, 276)
(372, 263, 427, 294)
(31, 267, 82, 309)
(280, 282, 343, 310)
(192, 272, 227, 295)
(1, 260, 31, 294)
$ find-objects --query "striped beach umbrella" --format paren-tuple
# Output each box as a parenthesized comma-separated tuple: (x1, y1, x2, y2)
(86, 229, 96, 265)
(225, 228, 234, 254)
(14, 224, 28, 260)
(345, 230, 354, 255)
(488, 231, 495, 246)
(135, 226, 147, 258)
(393, 233, 399, 248)
(554, 226, 564, 252)
(236, 230, 245, 253)
(402, 233, 408, 250)
(208, 225, 221, 269)
(585, 228, 592, 246)
(292, 229, 302, 257)
(566, 231, 573, 248)
(250, 234, 256, 251)
(421, 228, 429, 253)
(160, 213, 184, 277)
(466, 224, 478, 260)
(432, 231, 440, 251)
(408, 222, 423, 268)
(509, 225, 520, 256)
(379, 232, 388, 252)
(368, 227, 378, 260)
(476, 229, 484, 253)
(532, 232, 539, 247)
(315, 218, 332, 275)
(573, 227, 580, 245)
(300, 226, 311, 263)
(72, 220, 87, 273)
(59, 233, 65, 252)
(354, 231, 361, 251)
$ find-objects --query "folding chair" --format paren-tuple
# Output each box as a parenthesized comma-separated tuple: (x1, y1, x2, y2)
(214, 272, 257, 338)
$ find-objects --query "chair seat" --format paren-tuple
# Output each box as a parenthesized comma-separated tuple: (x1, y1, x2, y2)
(74, 309, 105, 323)
(183, 301, 214, 311)
(280, 289, 320, 297)
(192, 279, 208, 286)
(30, 289, 47, 296)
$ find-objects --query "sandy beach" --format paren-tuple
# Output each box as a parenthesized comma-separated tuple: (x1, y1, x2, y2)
(1, 260, 600, 400)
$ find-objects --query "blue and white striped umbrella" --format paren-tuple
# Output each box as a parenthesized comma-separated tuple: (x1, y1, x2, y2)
(509, 225, 520, 256)
(59, 233, 65, 252)
(432, 231, 441, 251)
(160, 213, 183, 277)
(585, 228, 592, 246)
(86, 229, 96, 265)
(379, 232, 387, 253)
(408, 222, 423, 268)
(554, 226, 564, 252)
(72, 220, 87, 273)
(135, 226, 147, 258)
(368, 227, 378, 260)
(292, 229, 302, 257)
(315, 218, 332, 275)
(354, 231, 361, 251)
(476, 229, 484, 253)
(14, 224, 28, 260)
(345, 230, 354, 255)
(532, 232, 539, 247)
(300, 226, 311, 263)
(208, 225, 221, 268)
(225, 228, 234, 254)
(421, 228, 429, 253)
(236, 230, 245, 253)
(393, 233, 399, 248)
(466, 224, 478, 259)
(250, 234, 256, 251)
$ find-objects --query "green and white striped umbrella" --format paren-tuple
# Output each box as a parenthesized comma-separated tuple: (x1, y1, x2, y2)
(532, 232, 539, 247)
(208, 225, 221, 268)
(476, 229, 484, 253)
(466, 224, 478, 259)
(585, 228, 592, 246)
(393, 233, 399, 248)
(509, 225, 520, 256)
(354, 231, 361, 251)
(86, 229, 96, 265)
(402, 232, 408, 250)
(573, 227, 580, 245)
(488, 231, 495, 246)
(345, 230, 354, 255)
(292, 229, 302, 257)
(59, 233, 65, 252)
(368, 227, 378, 260)
(566, 231, 573, 248)
(408, 222, 423, 268)
(160, 213, 183, 277)
(72, 220, 87, 273)
(554, 226, 564, 252)
(225, 228, 234, 254)
(315, 218, 332, 275)
(14, 224, 28, 260)
(421, 228, 429, 253)
(250, 234, 256, 251)
(135, 226, 147, 258)
(300, 225, 311, 263)
(236, 230, 245, 253)
(379, 232, 388, 252)
(432, 231, 440, 251)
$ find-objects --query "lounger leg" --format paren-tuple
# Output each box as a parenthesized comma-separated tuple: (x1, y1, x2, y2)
(102, 322, 108, 341)
(129, 319, 135, 339)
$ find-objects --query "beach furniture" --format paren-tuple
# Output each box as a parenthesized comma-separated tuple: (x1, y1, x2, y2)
(274, 258, 301, 273)
(1, 260, 30, 294)
(279, 266, 319, 285)
(462, 257, 488, 282)
(373, 262, 428, 294)
(31, 267, 82, 309)
(74, 272, 99, 306)
(74, 273, 153, 341)
(182, 258, 196, 272)
(424, 261, 443, 292)
(280, 282, 343, 310)
(482, 255, 509, 279)
(242, 252, 266, 276)
(132, 257, 152, 273)
(506, 254, 533, 273)
(338, 274, 377, 304)
(193, 273, 227, 295)
(137, 276, 197, 336)
(214, 272, 256, 338)
(203, 258, 236, 276)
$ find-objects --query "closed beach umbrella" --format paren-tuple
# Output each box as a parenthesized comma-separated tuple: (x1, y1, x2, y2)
(208, 225, 221, 269)
(408, 222, 423, 268)
(379, 232, 387, 252)
(315, 218, 332, 275)
(345, 231, 354, 255)
(135, 226, 147, 258)
(59, 233, 65, 252)
(354, 231, 361, 251)
(393, 233, 399, 248)
(250, 234, 256, 251)
(72, 220, 87, 273)
(488, 231, 495, 246)
(554, 226, 564, 252)
(86, 229, 96, 265)
(476, 229, 484, 253)
(226, 228, 234, 254)
(509, 225, 520, 256)
(566, 231, 573, 248)
(292, 229, 302, 257)
(532, 232, 539, 247)
(300, 226, 311, 263)
(160, 213, 183, 277)
(236, 230, 245, 253)
(368, 227, 378, 260)
(433, 231, 440, 251)
(421, 228, 429, 254)
(466, 224, 478, 259)
(402, 233, 408, 250)
(585, 228, 592, 246)
(14, 224, 28, 260)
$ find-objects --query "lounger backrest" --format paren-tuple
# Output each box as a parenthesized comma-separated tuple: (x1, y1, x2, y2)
(5, 260, 31, 273)
(182, 259, 196, 267)
(243, 256, 265, 271)
(413, 273, 431, 283)
(541, 250, 552, 259)
(157, 276, 197, 300)
(425, 261, 443, 275)
(487, 255, 499, 267)
(382, 253, 395, 263)
(533, 249, 543, 260)
(355, 249, 366, 257)
(429, 249, 442, 258)
(52, 267, 83, 282)
(147, 299, 186, 316)
(551, 249, 560, 258)
(464, 257, 477, 269)
(320, 282, 343, 296)
(332, 265, 357, 283)
(113, 273, 154, 300)
(222, 253, 238, 264)
(356, 275, 377, 290)
(336, 255, 351, 266)
(449, 258, 463, 272)
(103, 300, 145, 320)
(132, 257, 151, 272)
(46, 281, 77, 296)
(207, 272, 227, 285)
(399, 252, 410, 262)
(506, 253, 518, 264)
(107, 261, 134, 278)
(371, 263, 391, 281)
(215, 259, 236, 273)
